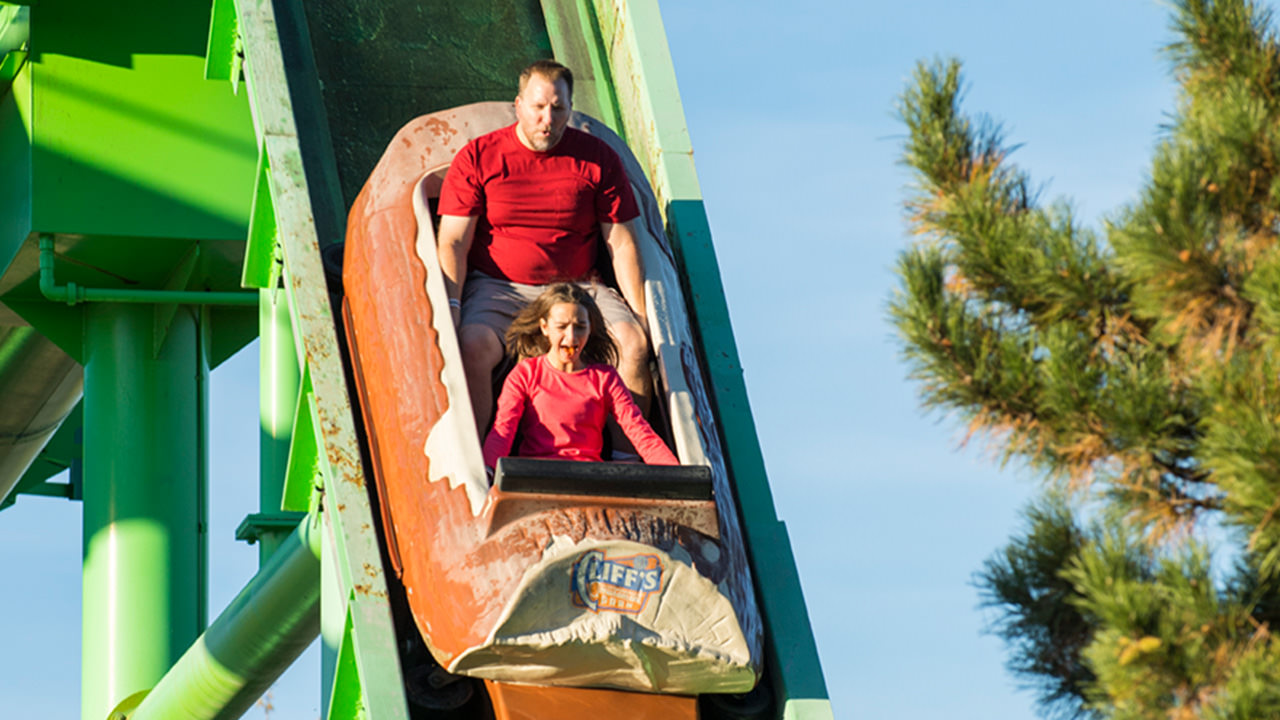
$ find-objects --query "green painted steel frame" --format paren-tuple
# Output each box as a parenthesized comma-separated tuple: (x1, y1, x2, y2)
(80, 302, 208, 720)
(542, 1, 832, 717)
(203, 0, 241, 85)
(0, 1, 325, 716)
(20, 0, 257, 250)
(38, 235, 258, 307)
(229, 0, 409, 717)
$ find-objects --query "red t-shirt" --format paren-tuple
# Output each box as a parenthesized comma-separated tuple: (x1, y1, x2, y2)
(438, 125, 640, 285)
(483, 356, 679, 467)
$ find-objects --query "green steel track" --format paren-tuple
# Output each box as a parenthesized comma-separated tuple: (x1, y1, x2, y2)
(0, 0, 831, 717)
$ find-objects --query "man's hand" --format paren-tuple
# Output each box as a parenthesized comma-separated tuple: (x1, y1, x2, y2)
(602, 219, 647, 326)
(437, 214, 479, 322)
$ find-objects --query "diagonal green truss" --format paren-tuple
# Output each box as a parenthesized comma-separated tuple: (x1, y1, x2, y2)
(224, 0, 410, 717)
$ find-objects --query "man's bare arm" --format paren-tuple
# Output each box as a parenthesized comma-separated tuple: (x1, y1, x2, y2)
(602, 219, 647, 325)
(437, 214, 479, 325)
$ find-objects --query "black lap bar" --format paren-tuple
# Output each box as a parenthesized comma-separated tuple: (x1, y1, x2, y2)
(493, 458, 713, 501)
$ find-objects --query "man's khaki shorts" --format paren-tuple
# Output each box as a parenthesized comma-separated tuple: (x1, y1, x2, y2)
(460, 271, 641, 347)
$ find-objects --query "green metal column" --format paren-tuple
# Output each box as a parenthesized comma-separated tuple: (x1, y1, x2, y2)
(81, 303, 205, 720)
(258, 284, 299, 561)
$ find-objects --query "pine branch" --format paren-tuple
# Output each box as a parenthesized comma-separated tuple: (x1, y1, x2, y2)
(977, 497, 1100, 719)
(1166, 0, 1280, 105)
(897, 60, 1125, 329)
(891, 3, 1280, 717)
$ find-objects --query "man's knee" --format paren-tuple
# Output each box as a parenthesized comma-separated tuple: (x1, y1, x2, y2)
(610, 321, 649, 368)
(459, 324, 503, 370)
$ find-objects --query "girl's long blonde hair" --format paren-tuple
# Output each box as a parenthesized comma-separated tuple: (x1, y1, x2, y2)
(505, 283, 618, 366)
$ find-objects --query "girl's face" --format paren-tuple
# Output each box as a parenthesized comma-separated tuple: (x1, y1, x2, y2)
(540, 302, 590, 368)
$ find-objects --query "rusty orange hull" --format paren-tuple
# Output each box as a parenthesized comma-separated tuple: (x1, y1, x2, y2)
(485, 681, 697, 720)
(343, 103, 762, 696)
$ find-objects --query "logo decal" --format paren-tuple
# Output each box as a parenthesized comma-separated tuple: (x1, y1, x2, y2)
(571, 550, 664, 614)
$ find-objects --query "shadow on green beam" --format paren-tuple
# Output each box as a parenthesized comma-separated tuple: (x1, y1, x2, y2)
(33, 67, 257, 166)
(2, 139, 252, 262)
(0, 299, 83, 362)
(205, 304, 256, 368)
(16, 479, 75, 498)
(29, 0, 211, 70)
(13, 167, 248, 273)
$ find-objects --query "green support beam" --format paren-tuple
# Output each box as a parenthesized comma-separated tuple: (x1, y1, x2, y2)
(258, 283, 297, 486)
(233, 0, 410, 715)
(81, 302, 206, 720)
(204, 0, 241, 84)
(126, 513, 322, 720)
(256, 282, 299, 561)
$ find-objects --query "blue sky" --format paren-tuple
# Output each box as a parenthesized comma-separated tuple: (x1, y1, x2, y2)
(664, 2, 1176, 717)
(0, 1, 1202, 718)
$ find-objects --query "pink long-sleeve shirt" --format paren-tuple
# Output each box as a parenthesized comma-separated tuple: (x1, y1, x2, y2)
(483, 356, 679, 468)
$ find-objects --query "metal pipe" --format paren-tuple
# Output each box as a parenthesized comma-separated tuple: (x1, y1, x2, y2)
(38, 236, 258, 306)
(0, 325, 82, 507)
(126, 512, 323, 720)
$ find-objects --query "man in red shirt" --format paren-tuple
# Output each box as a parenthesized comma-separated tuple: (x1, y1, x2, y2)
(437, 60, 651, 434)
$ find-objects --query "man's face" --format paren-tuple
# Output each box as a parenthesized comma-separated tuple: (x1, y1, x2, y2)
(515, 73, 571, 151)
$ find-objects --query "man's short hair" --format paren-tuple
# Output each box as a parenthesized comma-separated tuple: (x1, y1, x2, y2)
(518, 60, 574, 101)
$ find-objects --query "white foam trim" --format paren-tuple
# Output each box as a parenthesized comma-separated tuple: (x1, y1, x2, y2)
(413, 170, 490, 516)
(634, 206, 711, 469)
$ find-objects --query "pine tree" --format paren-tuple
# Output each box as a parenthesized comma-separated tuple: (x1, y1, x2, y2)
(890, 1, 1280, 717)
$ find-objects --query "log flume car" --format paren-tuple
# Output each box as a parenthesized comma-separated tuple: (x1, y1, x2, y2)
(342, 102, 763, 716)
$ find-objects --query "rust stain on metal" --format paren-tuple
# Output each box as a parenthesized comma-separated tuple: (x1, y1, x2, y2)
(330, 452, 364, 489)
(423, 117, 458, 143)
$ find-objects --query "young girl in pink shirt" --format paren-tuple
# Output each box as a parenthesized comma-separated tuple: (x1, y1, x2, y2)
(482, 283, 678, 470)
